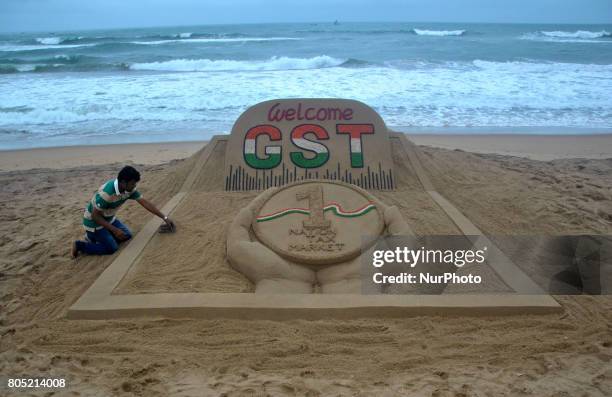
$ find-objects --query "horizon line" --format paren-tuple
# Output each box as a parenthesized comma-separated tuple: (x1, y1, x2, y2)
(1, 19, 611, 35)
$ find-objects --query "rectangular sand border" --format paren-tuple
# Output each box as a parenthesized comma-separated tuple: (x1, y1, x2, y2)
(68, 133, 561, 320)
(68, 293, 560, 320)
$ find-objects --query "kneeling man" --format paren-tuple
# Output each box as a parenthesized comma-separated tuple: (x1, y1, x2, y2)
(71, 165, 174, 258)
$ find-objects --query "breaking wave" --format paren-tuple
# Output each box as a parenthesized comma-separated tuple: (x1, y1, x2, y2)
(412, 29, 466, 36)
(521, 30, 612, 43)
(540, 30, 611, 39)
(36, 37, 63, 45)
(129, 55, 345, 72)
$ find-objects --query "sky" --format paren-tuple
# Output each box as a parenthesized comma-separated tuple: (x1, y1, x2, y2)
(0, 0, 611, 33)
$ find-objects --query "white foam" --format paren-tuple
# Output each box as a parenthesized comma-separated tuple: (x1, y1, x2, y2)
(16, 65, 37, 72)
(129, 55, 345, 72)
(472, 59, 612, 73)
(130, 37, 301, 45)
(413, 29, 465, 36)
(541, 30, 610, 39)
(521, 30, 612, 43)
(178, 32, 192, 38)
(0, 43, 95, 52)
(36, 37, 62, 45)
(1, 60, 610, 136)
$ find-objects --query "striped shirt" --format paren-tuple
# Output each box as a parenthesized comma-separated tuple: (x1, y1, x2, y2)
(82, 179, 141, 232)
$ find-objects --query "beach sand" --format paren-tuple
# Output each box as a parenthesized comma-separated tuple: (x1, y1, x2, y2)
(0, 141, 206, 172)
(1, 133, 612, 396)
(410, 133, 612, 161)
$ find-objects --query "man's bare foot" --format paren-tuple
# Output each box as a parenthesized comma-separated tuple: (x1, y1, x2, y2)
(71, 241, 79, 259)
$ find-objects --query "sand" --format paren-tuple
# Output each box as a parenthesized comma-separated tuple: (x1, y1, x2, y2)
(1, 133, 612, 396)
(410, 133, 612, 161)
(0, 141, 206, 172)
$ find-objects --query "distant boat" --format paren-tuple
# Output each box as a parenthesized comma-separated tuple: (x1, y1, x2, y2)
(334, 20, 339, 25)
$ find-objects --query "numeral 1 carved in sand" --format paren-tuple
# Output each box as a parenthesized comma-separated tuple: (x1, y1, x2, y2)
(296, 185, 331, 230)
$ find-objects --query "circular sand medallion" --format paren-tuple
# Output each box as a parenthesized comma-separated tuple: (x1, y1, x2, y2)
(253, 180, 384, 265)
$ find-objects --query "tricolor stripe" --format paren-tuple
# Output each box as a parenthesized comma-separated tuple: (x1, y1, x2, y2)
(350, 137, 364, 167)
(289, 125, 330, 168)
(256, 202, 376, 222)
(336, 124, 374, 167)
(289, 138, 329, 168)
(244, 125, 282, 169)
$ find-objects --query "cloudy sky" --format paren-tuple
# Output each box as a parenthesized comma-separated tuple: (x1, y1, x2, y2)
(1, 0, 610, 33)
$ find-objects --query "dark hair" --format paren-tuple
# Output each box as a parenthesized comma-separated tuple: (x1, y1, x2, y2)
(118, 166, 141, 183)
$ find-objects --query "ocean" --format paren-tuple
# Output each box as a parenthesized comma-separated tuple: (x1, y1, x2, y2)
(1, 22, 611, 149)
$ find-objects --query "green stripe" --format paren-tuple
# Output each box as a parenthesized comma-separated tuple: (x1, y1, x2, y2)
(82, 179, 136, 230)
(94, 192, 112, 209)
(245, 152, 281, 169)
(102, 180, 116, 195)
(83, 218, 100, 228)
(94, 192, 132, 210)
(350, 152, 364, 167)
(290, 151, 328, 168)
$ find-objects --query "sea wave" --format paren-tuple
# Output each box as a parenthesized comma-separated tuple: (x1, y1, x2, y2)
(18, 32, 256, 47)
(129, 55, 344, 72)
(130, 37, 301, 45)
(297, 29, 415, 34)
(540, 30, 611, 39)
(412, 29, 466, 36)
(0, 60, 127, 73)
(4, 56, 610, 75)
(143, 32, 249, 40)
(2, 59, 611, 133)
(36, 37, 63, 45)
(471, 59, 612, 73)
(521, 30, 612, 43)
(35, 36, 87, 45)
(2, 54, 89, 65)
(0, 64, 35, 73)
(0, 43, 96, 52)
(339, 58, 373, 67)
(0, 105, 34, 113)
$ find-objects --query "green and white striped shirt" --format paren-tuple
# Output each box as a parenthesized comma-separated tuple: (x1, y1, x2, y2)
(82, 179, 141, 232)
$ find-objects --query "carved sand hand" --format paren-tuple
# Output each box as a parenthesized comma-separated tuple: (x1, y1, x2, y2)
(226, 189, 316, 294)
(227, 186, 413, 294)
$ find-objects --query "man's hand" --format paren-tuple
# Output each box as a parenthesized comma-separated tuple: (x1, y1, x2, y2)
(136, 197, 176, 233)
(92, 208, 129, 240)
(165, 217, 176, 230)
(112, 227, 129, 241)
(159, 217, 176, 233)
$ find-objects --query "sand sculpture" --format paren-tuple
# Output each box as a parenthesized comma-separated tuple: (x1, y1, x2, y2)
(227, 180, 413, 293)
(224, 98, 395, 191)
(67, 101, 561, 319)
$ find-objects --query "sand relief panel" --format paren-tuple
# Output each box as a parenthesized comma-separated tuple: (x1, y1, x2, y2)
(224, 98, 395, 191)
(254, 182, 383, 264)
(227, 180, 414, 294)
